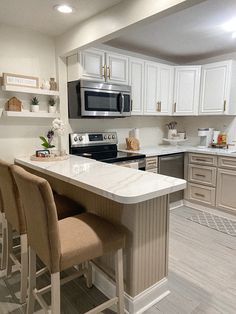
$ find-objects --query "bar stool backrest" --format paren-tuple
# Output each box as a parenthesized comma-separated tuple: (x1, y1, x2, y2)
(0, 160, 26, 234)
(12, 165, 61, 273)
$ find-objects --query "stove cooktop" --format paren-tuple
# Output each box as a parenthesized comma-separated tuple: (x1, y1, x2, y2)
(100, 151, 146, 163)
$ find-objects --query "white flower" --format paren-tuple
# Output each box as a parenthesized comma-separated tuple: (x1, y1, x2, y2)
(52, 118, 65, 136)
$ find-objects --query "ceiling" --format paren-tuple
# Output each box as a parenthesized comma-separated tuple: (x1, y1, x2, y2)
(105, 0, 236, 63)
(0, 0, 123, 36)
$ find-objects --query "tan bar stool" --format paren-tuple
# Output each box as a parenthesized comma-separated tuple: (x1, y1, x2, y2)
(0, 159, 85, 304)
(0, 160, 28, 303)
(0, 190, 7, 270)
(12, 165, 125, 314)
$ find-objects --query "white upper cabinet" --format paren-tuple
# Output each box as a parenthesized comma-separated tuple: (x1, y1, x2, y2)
(106, 52, 129, 84)
(199, 60, 236, 115)
(158, 64, 174, 115)
(67, 48, 129, 84)
(173, 66, 201, 116)
(129, 57, 145, 115)
(80, 48, 105, 81)
(144, 62, 159, 115)
(144, 62, 173, 115)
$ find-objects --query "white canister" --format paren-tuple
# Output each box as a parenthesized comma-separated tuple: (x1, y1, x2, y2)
(31, 105, 39, 113)
(48, 106, 56, 114)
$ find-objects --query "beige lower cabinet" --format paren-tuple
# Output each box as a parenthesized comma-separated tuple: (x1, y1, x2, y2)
(216, 168, 236, 212)
(188, 183, 216, 206)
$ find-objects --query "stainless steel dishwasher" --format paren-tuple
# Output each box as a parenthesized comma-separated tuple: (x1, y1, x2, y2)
(158, 153, 184, 203)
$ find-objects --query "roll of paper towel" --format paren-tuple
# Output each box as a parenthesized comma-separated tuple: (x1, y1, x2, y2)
(129, 128, 140, 140)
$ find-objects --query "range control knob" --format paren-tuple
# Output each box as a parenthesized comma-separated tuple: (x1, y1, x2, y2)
(79, 136, 83, 141)
(112, 135, 115, 139)
(108, 135, 112, 139)
(104, 135, 107, 139)
(74, 136, 78, 142)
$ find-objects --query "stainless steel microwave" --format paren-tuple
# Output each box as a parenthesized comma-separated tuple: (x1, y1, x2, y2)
(68, 80, 131, 118)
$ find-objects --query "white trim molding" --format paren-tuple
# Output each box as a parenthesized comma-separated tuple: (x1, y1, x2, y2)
(92, 263, 169, 314)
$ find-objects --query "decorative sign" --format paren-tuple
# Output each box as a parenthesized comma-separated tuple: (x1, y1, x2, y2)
(3, 73, 39, 88)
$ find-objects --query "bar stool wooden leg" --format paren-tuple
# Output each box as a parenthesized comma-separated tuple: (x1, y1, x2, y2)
(6, 222, 13, 277)
(1, 214, 7, 270)
(20, 234, 28, 304)
(51, 272, 60, 314)
(27, 247, 36, 314)
(115, 248, 125, 314)
(85, 261, 93, 288)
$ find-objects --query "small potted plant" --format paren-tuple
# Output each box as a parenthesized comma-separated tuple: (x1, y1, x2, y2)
(30, 97, 39, 112)
(48, 97, 57, 113)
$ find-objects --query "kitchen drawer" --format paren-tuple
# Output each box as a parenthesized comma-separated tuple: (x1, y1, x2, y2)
(218, 156, 236, 170)
(188, 164, 216, 187)
(188, 183, 216, 206)
(189, 153, 217, 166)
(146, 168, 158, 173)
(146, 157, 158, 170)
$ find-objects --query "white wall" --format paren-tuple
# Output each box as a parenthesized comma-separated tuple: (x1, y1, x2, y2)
(0, 25, 57, 162)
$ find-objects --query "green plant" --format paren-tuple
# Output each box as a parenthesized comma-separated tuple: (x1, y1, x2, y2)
(40, 130, 55, 149)
(31, 97, 39, 106)
(48, 97, 56, 106)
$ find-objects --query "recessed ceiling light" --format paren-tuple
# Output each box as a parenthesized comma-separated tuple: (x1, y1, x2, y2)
(54, 4, 73, 14)
(222, 18, 236, 32)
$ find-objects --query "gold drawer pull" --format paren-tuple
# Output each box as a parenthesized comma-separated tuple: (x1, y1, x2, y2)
(195, 192, 205, 198)
(195, 174, 206, 178)
(195, 158, 209, 162)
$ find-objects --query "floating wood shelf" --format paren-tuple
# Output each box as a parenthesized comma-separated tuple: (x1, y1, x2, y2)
(1, 85, 59, 96)
(2, 110, 60, 118)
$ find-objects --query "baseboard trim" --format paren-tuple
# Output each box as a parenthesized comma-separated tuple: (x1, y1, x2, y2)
(170, 200, 184, 210)
(92, 263, 169, 314)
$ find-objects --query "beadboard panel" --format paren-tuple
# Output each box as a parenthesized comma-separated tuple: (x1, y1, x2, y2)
(21, 167, 169, 297)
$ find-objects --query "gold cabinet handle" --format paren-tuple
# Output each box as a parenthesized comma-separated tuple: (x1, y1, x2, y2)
(107, 66, 111, 80)
(224, 100, 226, 112)
(159, 101, 162, 112)
(102, 64, 107, 81)
(174, 102, 176, 112)
(195, 192, 205, 198)
(195, 174, 206, 178)
(156, 102, 160, 112)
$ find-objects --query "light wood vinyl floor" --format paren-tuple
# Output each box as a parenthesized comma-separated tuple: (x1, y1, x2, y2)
(0, 206, 235, 314)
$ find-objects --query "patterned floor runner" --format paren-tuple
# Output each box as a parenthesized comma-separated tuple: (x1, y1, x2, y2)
(188, 211, 236, 237)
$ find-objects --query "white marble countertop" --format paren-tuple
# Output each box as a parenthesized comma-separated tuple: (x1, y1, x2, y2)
(121, 145, 236, 158)
(15, 155, 186, 205)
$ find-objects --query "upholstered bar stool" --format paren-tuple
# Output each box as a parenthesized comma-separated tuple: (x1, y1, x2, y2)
(0, 159, 28, 303)
(12, 165, 125, 314)
(0, 190, 7, 270)
(0, 159, 85, 304)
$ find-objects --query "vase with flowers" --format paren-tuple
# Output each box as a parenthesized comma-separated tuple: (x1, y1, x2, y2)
(39, 118, 65, 155)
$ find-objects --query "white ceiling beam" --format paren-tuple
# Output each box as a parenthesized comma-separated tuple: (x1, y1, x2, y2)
(56, 0, 206, 57)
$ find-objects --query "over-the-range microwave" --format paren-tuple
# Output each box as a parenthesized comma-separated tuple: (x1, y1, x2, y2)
(68, 79, 132, 118)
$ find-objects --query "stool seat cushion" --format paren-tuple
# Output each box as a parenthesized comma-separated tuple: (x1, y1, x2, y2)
(59, 213, 125, 271)
(53, 193, 85, 220)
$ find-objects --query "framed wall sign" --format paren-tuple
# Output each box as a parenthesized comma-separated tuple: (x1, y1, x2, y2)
(3, 73, 39, 88)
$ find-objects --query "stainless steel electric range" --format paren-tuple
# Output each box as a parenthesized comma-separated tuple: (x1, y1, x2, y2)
(69, 132, 146, 170)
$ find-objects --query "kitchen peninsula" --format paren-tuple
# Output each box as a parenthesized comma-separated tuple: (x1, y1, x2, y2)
(15, 155, 186, 314)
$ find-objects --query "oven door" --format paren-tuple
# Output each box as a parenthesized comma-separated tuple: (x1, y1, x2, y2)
(81, 88, 131, 117)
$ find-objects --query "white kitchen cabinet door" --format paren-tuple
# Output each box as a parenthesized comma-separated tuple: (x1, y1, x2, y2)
(80, 48, 105, 81)
(129, 58, 144, 115)
(199, 61, 231, 115)
(144, 62, 159, 115)
(106, 52, 129, 84)
(157, 65, 174, 115)
(173, 66, 201, 115)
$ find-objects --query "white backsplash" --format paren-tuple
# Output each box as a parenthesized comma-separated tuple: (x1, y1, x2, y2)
(176, 116, 236, 147)
(69, 116, 170, 149)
